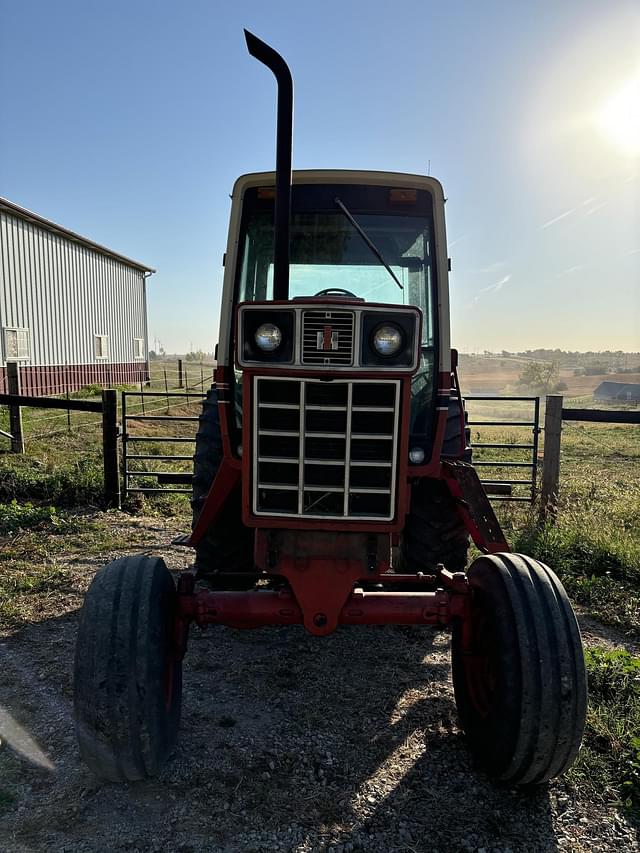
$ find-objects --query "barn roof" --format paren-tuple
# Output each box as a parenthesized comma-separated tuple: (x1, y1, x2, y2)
(0, 197, 155, 274)
(594, 381, 640, 398)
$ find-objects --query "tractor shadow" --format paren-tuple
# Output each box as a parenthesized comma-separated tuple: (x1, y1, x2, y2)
(180, 619, 560, 852)
(0, 605, 560, 852)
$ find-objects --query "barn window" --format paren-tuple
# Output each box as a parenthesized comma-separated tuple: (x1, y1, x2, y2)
(95, 334, 109, 360)
(4, 328, 31, 361)
(133, 338, 144, 359)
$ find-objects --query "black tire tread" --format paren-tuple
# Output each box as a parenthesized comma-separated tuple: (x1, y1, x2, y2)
(401, 479, 470, 572)
(74, 555, 181, 782)
(452, 552, 587, 785)
(442, 398, 472, 461)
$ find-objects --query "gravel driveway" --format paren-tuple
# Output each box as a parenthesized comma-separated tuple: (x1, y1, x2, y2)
(0, 518, 637, 853)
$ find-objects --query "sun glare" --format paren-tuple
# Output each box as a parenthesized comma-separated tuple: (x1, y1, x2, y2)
(597, 72, 640, 156)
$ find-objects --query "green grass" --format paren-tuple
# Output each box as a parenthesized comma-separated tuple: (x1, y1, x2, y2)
(0, 500, 59, 535)
(0, 507, 189, 628)
(507, 422, 640, 634)
(0, 369, 204, 511)
(0, 560, 70, 624)
(0, 449, 104, 507)
(569, 647, 640, 815)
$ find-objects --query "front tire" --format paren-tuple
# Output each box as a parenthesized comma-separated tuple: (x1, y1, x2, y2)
(451, 553, 587, 784)
(74, 555, 182, 781)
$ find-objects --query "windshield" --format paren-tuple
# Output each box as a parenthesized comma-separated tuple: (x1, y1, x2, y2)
(233, 183, 439, 447)
(237, 185, 436, 347)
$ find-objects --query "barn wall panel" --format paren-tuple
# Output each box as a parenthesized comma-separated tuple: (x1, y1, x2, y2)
(0, 209, 150, 390)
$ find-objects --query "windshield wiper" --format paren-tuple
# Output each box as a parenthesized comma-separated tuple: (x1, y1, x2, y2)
(334, 197, 404, 291)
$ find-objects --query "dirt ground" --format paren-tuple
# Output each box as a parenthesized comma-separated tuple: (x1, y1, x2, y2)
(0, 515, 638, 853)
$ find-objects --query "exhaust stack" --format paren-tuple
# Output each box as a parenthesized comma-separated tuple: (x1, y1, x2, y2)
(244, 30, 293, 301)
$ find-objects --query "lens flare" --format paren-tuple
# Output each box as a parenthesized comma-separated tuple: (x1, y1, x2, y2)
(597, 73, 640, 156)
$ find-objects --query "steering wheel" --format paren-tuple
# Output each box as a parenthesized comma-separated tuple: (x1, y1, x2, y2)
(313, 287, 358, 298)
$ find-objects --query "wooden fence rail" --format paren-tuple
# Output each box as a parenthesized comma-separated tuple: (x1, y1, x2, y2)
(540, 395, 639, 519)
(0, 387, 120, 509)
(0, 393, 103, 412)
(561, 408, 640, 425)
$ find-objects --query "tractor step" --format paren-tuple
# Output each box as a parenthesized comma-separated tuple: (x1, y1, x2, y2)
(443, 461, 510, 551)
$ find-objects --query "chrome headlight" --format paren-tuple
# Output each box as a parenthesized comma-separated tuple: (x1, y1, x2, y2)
(372, 324, 402, 357)
(254, 323, 282, 352)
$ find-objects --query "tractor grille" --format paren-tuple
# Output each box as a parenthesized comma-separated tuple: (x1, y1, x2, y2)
(253, 377, 400, 520)
(302, 310, 354, 366)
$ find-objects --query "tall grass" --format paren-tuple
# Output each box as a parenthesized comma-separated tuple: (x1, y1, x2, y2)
(511, 464, 640, 633)
(570, 648, 640, 815)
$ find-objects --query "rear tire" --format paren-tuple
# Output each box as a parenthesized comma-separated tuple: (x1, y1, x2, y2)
(191, 388, 254, 584)
(442, 397, 472, 462)
(401, 478, 469, 572)
(74, 555, 182, 781)
(451, 553, 587, 784)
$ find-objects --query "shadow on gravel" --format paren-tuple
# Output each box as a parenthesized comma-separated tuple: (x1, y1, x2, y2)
(0, 607, 559, 852)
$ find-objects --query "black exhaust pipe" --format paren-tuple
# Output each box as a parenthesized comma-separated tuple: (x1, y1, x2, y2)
(244, 30, 293, 301)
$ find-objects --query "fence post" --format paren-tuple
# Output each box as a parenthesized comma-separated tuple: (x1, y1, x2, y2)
(540, 394, 563, 520)
(177, 358, 184, 389)
(102, 389, 121, 509)
(7, 362, 25, 453)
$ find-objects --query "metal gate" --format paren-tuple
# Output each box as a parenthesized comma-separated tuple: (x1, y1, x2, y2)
(122, 389, 206, 497)
(121, 389, 540, 503)
(465, 396, 540, 502)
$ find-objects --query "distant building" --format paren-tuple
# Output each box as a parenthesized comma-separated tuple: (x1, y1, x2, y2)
(0, 197, 154, 395)
(593, 381, 640, 402)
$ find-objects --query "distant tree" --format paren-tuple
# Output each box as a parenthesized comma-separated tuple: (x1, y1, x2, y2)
(517, 361, 561, 394)
(185, 350, 206, 363)
(148, 350, 158, 361)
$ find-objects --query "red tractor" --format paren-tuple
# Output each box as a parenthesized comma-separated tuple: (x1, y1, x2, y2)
(74, 32, 586, 785)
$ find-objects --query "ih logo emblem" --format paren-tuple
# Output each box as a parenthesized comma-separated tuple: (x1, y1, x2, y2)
(317, 325, 339, 351)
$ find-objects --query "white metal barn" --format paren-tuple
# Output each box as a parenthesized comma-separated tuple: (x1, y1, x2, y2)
(0, 197, 154, 395)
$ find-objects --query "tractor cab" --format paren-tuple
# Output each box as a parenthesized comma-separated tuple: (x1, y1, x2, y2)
(211, 171, 463, 533)
(223, 172, 449, 468)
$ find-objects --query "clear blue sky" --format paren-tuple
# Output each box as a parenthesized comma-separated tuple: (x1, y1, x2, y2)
(1, 0, 638, 353)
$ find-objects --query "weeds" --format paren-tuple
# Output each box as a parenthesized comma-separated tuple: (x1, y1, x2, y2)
(511, 468, 640, 633)
(569, 647, 640, 816)
(0, 501, 59, 535)
(0, 560, 70, 625)
(0, 453, 103, 507)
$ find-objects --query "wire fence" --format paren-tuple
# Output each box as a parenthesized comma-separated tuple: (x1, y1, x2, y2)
(0, 360, 214, 442)
(0, 359, 214, 397)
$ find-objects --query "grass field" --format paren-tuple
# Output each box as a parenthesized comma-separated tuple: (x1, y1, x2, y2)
(458, 352, 640, 397)
(0, 358, 211, 509)
(1, 359, 640, 816)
